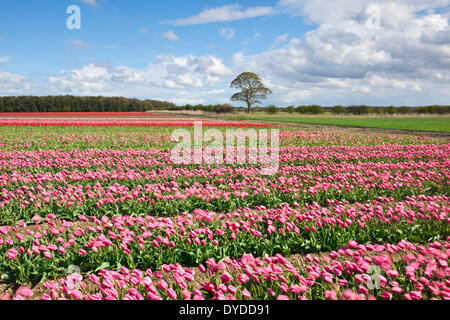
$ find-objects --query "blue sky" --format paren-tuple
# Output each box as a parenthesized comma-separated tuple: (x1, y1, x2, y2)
(0, 0, 449, 106)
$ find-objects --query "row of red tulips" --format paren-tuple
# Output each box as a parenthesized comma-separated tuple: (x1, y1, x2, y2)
(0, 112, 166, 118)
(0, 119, 277, 128)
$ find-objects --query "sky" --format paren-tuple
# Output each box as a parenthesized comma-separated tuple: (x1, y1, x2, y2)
(0, 0, 449, 107)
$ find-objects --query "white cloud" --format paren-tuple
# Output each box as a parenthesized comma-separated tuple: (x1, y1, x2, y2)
(3, 1, 450, 106)
(229, 0, 450, 105)
(163, 30, 179, 41)
(208, 89, 226, 94)
(220, 28, 235, 40)
(241, 31, 261, 45)
(80, 0, 98, 7)
(271, 34, 289, 48)
(45, 54, 234, 101)
(162, 4, 276, 26)
(0, 71, 37, 95)
(112, 66, 145, 83)
(367, 74, 422, 92)
(420, 13, 450, 44)
(49, 63, 111, 93)
(0, 56, 11, 64)
(67, 40, 89, 51)
(277, 0, 450, 24)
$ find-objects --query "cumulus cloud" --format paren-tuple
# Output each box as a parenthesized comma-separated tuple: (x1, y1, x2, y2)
(220, 28, 235, 40)
(48, 63, 111, 93)
(163, 30, 179, 41)
(278, 0, 449, 24)
(162, 4, 276, 26)
(0, 71, 37, 95)
(420, 13, 450, 44)
(4, 0, 450, 106)
(45, 54, 234, 101)
(271, 34, 289, 48)
(230, 0, 450, 105)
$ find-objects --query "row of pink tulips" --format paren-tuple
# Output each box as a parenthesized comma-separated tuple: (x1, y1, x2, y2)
(2, 239, 448, 300)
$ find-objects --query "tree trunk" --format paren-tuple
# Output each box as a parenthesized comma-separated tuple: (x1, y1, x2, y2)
(247, 101, 251, 113)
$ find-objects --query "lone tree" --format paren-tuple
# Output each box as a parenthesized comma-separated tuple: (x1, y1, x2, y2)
(230, 72, 272, 113)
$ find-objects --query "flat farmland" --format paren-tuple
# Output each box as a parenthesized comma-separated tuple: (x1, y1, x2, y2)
(0, 117, 448, 301)
(0, 112, 275, 128)
(222, 114, 450, 132)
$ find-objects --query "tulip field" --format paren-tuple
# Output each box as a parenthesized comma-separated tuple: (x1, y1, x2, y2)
(0, 120, 449, 300)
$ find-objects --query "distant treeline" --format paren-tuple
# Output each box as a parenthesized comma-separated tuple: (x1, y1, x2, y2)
(263, 105, 450, 115)
(0, 96, 176, 112)
(165, 104, 240, 113)
(0, 96, 242, 114)
(0, 96, 448, 115)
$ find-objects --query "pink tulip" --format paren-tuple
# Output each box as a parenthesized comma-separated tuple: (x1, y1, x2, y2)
(322, 272, 333, 284)
(238, 274, 249, 284)
(157, 280, 168, 291)
(325, 290, 337, 300)
(241, 290, 251, 299)
(382, 291, 392, 300)
(16, 286, 33, 298)
(40, 294, 52, 300)
(387, 269, 399, 277)
(6, 248, 18, 260)
(392, 287, 403, 294)
(1, 294, 11, 300)
(358, 285, 369, 295)
(220, 272, 233, 284)
(181, 290, 191, 300)
(409, 291, 422, 300)
(167, 288, 177, 299)
(347, 240, 358, 249)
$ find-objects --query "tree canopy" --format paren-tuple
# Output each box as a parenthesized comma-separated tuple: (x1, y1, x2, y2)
(0, 96, 175, 112)
(230, 72, 272, 113)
